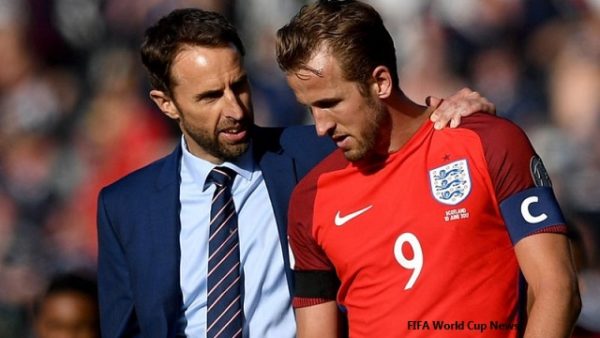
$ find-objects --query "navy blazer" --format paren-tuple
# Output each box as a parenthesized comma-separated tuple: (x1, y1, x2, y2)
(97, 125, 334, 337)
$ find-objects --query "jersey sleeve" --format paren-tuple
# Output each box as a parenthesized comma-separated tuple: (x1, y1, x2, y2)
(288, 167, 340, 308)
(465, 114, 567, 244)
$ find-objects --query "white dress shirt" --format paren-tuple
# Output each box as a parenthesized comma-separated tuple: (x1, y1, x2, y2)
(178, 137, 296, 337)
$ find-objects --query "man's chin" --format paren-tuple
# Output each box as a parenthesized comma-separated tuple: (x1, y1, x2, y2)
(220, 142, 250, 161)
(343, 148, 364, 162)
(344, 146, 386, 166)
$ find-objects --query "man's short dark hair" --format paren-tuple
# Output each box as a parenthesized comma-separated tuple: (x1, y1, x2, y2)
(141, 8, 245, 94)
(34, 272, 98, 316)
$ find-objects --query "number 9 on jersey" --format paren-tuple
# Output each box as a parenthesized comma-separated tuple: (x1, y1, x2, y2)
(393, 233, 423, 290)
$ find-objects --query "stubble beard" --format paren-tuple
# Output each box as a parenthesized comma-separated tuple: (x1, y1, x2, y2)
(181, 117, 251, 162)
(344, 96, 389, 163)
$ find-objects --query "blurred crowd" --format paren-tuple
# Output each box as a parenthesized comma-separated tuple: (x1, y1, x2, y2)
(0, 0, 597, 336)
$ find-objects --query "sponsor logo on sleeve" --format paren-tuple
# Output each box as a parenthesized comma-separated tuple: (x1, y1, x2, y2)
(530, 155, 552, 187)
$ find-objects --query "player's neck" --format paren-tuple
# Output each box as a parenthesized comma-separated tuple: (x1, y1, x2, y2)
(386, 93, 430, 153)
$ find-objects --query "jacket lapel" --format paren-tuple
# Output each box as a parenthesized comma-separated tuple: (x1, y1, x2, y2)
(142, 145, 183, 336)
(252, 128, 297, 292)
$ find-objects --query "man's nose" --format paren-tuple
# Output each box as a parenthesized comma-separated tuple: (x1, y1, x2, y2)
(312, 108, 335, 137)
(223, 90, 245, 120)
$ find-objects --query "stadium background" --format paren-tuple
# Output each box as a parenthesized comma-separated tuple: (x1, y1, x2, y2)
(0, 0, 598, 336)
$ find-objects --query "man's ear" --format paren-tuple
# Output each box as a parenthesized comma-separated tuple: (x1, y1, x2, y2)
(149, 89, 180, 120)
(371, 66, 393, 99)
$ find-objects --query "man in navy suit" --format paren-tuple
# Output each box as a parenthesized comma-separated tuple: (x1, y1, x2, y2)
(97, 8, 495, 338)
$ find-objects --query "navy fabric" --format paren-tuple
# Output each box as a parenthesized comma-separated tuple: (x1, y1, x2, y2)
(207, 167, 242, 337)
(97, 125, 335, 337)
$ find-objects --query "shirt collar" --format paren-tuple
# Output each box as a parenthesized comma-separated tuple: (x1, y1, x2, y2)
(180, 136, 255, 191)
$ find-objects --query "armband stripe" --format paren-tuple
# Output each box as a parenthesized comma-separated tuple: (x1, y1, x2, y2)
(293, 297, 333, 308)
(531, 224, 567, 235)
(294, 270, 339, 300)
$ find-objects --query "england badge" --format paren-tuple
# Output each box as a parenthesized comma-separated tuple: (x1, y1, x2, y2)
(429, 159, 471, 205)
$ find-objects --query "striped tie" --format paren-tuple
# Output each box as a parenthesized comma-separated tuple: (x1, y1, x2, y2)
(207, 167, 243, 338)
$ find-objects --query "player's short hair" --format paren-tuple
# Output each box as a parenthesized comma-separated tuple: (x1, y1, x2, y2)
(276, 0, 399, 95)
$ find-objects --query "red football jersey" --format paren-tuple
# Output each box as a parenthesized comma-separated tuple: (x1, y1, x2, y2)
(289, 114, 566, 337)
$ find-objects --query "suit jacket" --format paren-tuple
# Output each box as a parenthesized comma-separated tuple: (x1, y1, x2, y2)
(97, 125, 335, 337)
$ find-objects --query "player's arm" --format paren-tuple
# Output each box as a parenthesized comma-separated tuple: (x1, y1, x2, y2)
(480, 117, 581, 337)
(291, 245, 343, 338)
(288, 179, 343, 338)
(472, 115, 581, 337)
(427, 87, 496, 129)
(515, 233, 581, 338)
(296, 301, 342, 338)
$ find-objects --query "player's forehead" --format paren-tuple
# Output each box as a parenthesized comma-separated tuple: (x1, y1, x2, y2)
(287, 49, 352, 103)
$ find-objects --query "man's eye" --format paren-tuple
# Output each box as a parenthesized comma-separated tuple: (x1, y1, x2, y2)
(199, 92, 222, 102)
(316, 100, 339, 109)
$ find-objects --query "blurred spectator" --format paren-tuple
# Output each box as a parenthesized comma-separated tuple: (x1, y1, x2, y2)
(0, 191, 47, 337)
(32, 271, 99, 338)
(528, 12, 600, 213)
(0, 0, 598, 335)
(576, 269, 600, 337)
(55, 45, 173, 260)
(234, 0, 310, 126)
(0, 2, 63, 149)
(569, 212, 600, 337)
(103, 0, 233, 46)
(398, 15, 467, 104)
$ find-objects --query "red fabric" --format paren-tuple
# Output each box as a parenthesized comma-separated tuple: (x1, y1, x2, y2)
(63, 103, 172, 260)
(293, 297, 334, 308)
(288, 114, 567, 337)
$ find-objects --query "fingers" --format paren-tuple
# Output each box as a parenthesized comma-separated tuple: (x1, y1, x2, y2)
(432, 98, 460, 130)
(430, 87, 496, 129)
(426, 96, 443, 109)
(457, 87, 474, 97)
(431, 96, 467, 129)
(461, 89, 496, 115)
(478, 97, 496, 115)
(427, 96, 444, 124)
(450, 114, 461, 128)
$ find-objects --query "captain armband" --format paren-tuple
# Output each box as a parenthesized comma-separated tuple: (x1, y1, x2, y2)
(500, 186, 566, 245)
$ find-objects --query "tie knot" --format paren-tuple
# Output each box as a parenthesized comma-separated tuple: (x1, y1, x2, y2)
(208, 166, 237, 187)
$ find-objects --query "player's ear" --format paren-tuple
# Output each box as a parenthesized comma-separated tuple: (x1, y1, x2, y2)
(371, 66, 392, 99)
(150, 90, 180, 120)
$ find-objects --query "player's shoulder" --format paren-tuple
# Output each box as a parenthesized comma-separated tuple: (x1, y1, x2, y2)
(459, 113, 528, 138)
(457, 112, 532, 150)
(289, 150, 348, 230)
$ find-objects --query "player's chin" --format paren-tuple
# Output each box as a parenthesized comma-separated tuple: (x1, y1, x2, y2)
(343, 148, 366, 162)
(344, 141, 381, 164)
